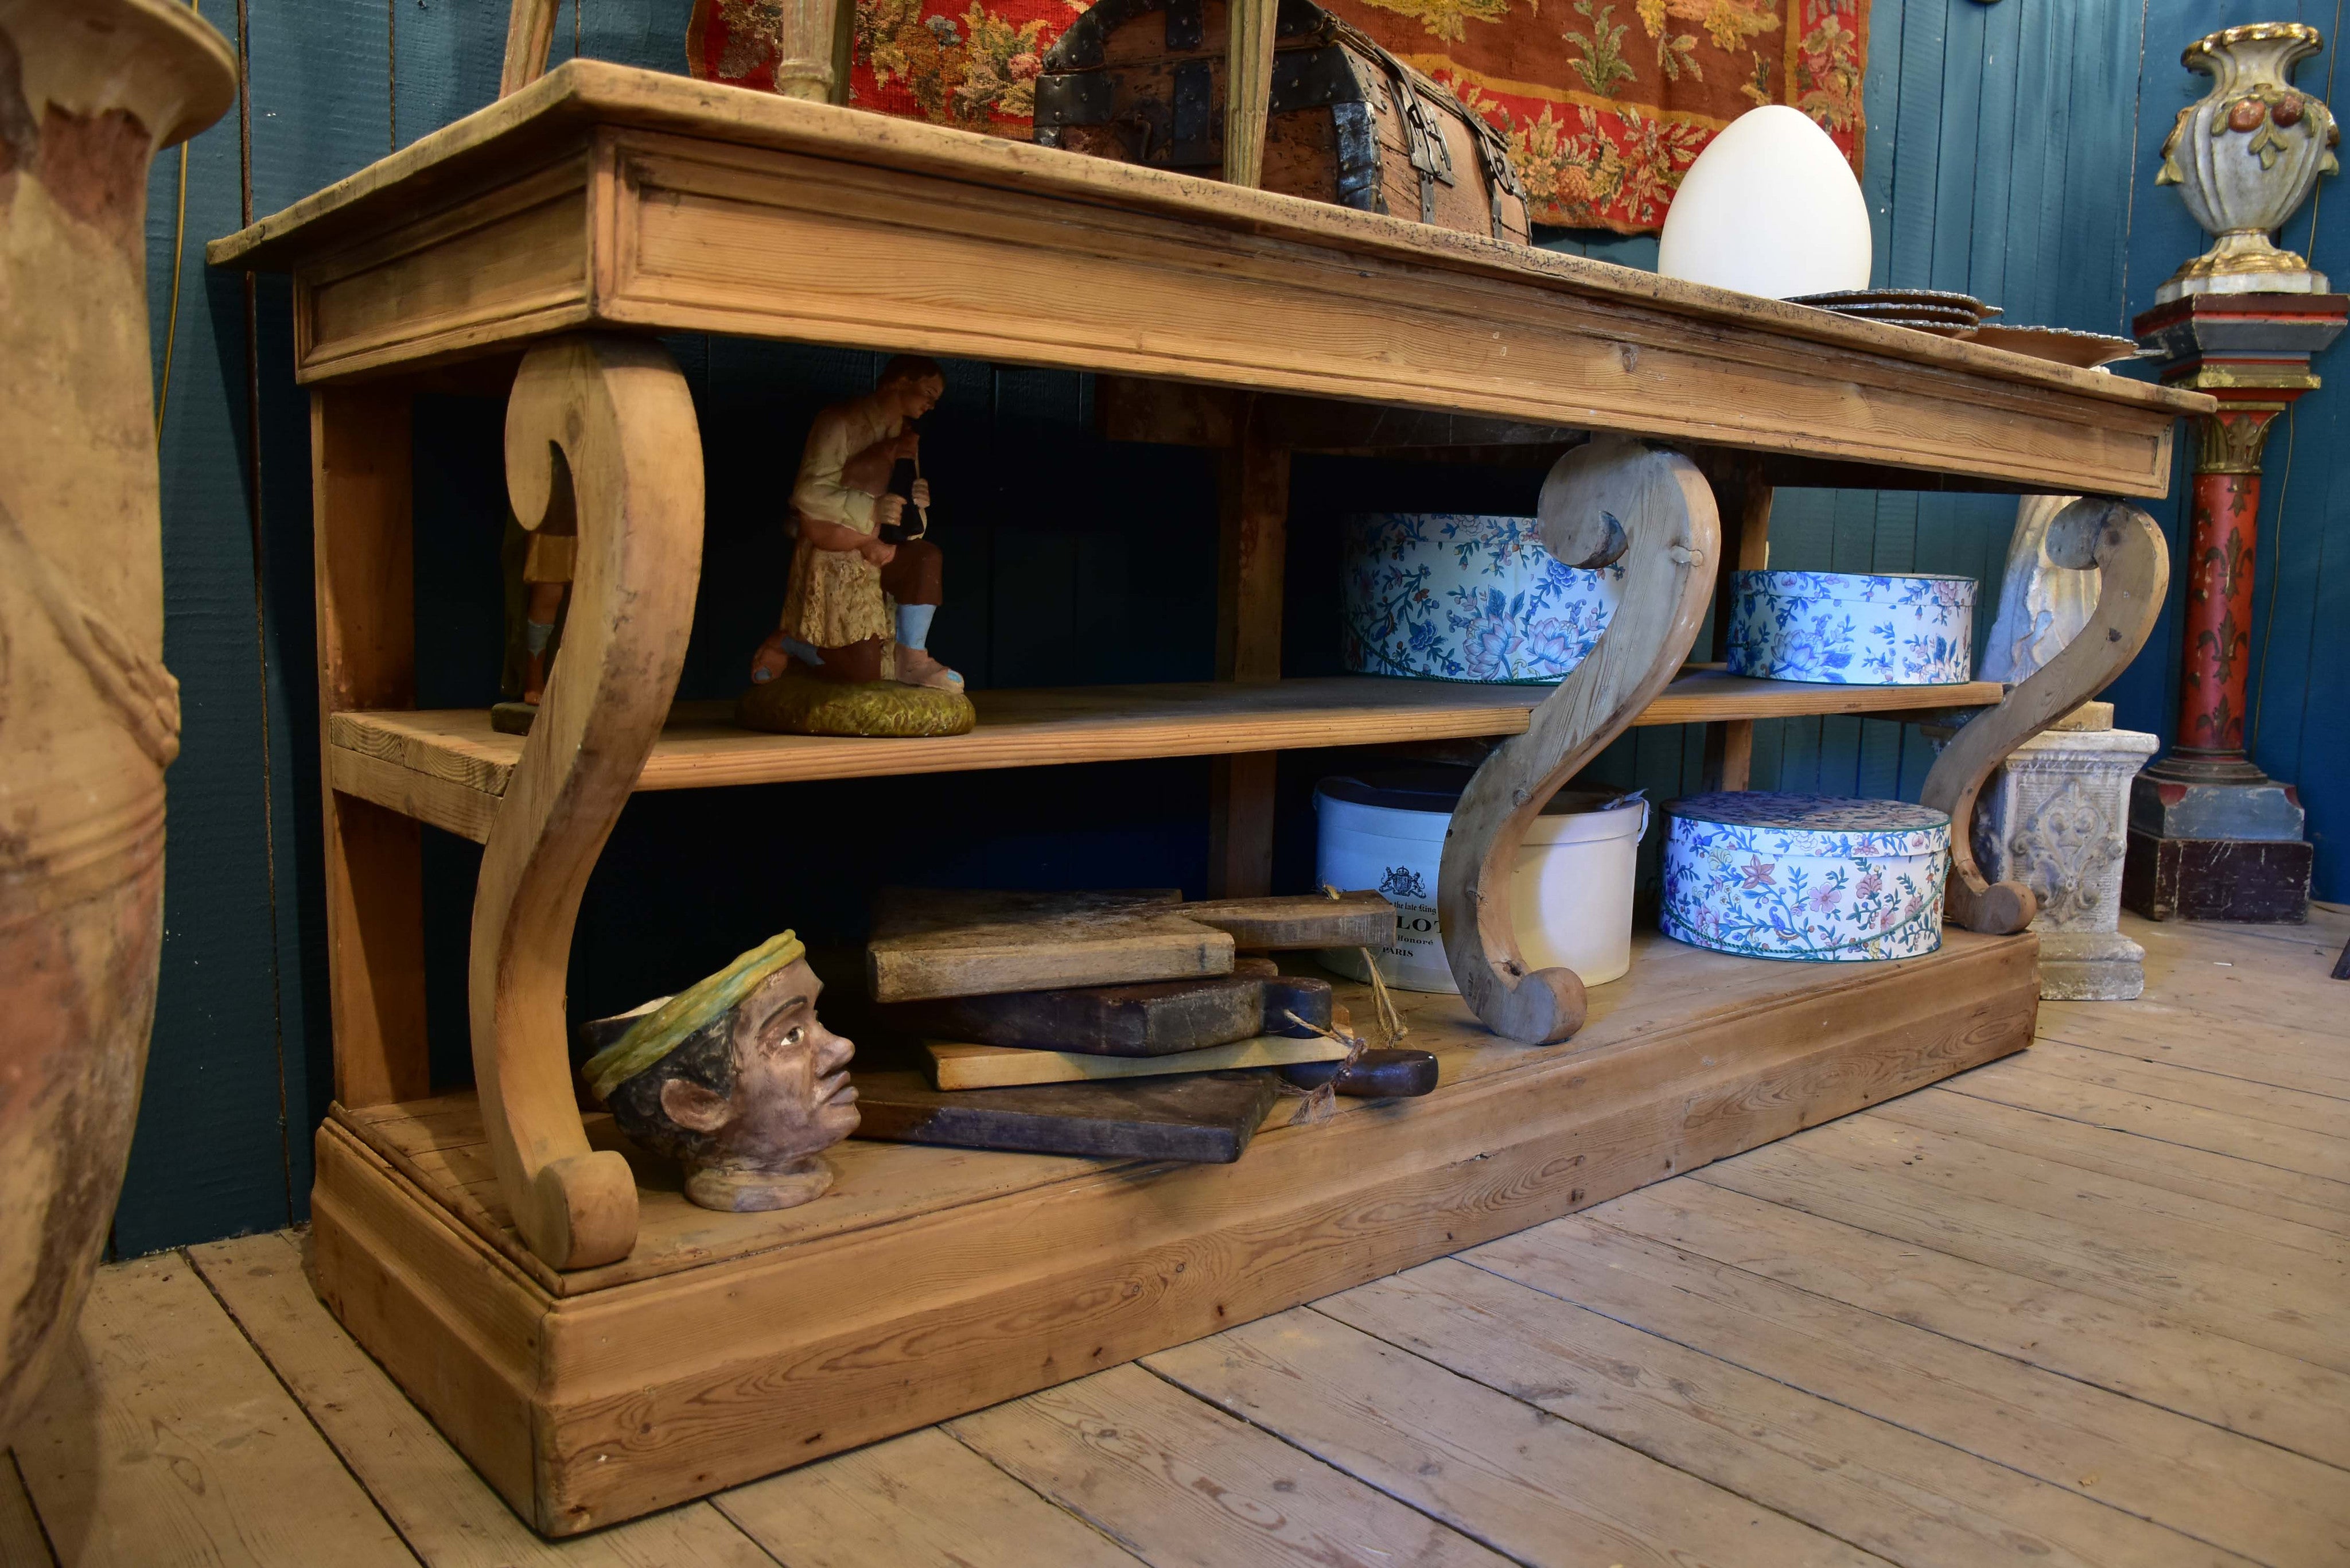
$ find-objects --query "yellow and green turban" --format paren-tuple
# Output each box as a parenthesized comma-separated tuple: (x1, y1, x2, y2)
(582, 931, 806, 1104)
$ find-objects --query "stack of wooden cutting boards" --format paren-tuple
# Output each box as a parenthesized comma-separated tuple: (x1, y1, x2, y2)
(852, 889, 1407, 1162)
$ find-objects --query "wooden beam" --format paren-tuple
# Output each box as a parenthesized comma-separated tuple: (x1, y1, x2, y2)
(1096, 376, 1574, 453)
(1215, 407, 1289, 685)
(313, 387, 429, 1110)
(1757, 455, 2072, 494)
(1209, 401, 1289, 899)
(318, 672, 2013, 836)
(1699, 452, 1772, 792)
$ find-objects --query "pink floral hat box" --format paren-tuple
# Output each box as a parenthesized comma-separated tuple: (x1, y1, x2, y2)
(1660, 792, 1952, 962)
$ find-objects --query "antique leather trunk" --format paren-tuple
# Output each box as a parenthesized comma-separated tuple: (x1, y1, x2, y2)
(1033, 0, 1531, 244)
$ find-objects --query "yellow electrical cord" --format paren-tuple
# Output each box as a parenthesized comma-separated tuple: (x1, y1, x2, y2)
(153, 0, 202, 442)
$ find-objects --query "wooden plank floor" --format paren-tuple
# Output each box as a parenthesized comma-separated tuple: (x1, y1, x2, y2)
(9, 911, 2345, 1567)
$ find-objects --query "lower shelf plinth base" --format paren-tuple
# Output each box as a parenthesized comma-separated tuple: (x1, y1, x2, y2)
(310, 928, 2038, 1536)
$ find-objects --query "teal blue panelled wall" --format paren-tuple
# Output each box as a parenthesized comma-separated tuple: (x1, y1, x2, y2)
(125, 0, 2348, 1251)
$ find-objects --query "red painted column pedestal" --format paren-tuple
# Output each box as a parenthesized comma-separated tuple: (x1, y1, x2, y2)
(2125, 294, 2345, 921)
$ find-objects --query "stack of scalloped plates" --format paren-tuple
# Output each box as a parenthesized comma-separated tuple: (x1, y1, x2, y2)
(1966, 324, 2142, 368)
(1789, 288, 1999, 338)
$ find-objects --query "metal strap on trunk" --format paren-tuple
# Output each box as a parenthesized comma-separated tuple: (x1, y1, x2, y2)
(1473, 119, 1527, 240)
(1380, 61, 1454, 226)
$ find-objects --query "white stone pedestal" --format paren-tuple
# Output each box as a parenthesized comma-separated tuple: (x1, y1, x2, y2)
(1947, 705, 2160, 999)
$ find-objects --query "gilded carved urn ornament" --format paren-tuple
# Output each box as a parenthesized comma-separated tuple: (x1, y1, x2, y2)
(2156, 22, 2340, 302)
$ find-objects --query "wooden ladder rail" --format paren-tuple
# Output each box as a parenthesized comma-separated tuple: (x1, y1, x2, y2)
(473, 334, 704, 1271)
(500, 0, 561, 98)
(1922, 497, 2169, 935)
(1437, 437, 1719, 1044)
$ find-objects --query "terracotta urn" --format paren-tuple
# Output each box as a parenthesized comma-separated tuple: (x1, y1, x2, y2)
(2156, 22, 2341, 301)
(0, 0, 234, 1444)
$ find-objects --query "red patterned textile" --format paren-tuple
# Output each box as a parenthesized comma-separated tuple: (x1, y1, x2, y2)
(687, 0, 1867, 235)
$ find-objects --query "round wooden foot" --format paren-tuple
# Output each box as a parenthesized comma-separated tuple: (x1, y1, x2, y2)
(527, 1150, 640, 1270)
(1481, 964, 1589, 1046)
(1947, 877, 2038, 937)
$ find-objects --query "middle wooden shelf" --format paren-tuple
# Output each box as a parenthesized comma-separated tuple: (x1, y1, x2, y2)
(329, 667, 2002, 843)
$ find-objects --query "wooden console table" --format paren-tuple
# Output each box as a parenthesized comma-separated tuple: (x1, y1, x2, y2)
(212, 59, 2205, 1535)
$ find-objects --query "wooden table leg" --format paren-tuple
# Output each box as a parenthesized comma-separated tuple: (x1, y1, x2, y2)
(1701, 454, 1771, 793)
(1439, 438, 1718, 1042)
(313, 387, 427, 1110)
(1208, 403, 1287, 900)
(1922, 500, 2169, 935)
(472, 335, 704, 1271)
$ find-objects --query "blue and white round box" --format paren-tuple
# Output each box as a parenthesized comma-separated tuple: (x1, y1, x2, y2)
(1342, 513, 1621, 683)
(1660, 793, 1952, 962)
(1726, 569, 1976, 685)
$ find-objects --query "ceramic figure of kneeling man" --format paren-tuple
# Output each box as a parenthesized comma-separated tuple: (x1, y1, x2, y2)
(750, 355, 962, 692)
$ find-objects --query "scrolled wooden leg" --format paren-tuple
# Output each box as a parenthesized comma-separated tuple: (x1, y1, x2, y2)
(1438, 437, 1719, 1043)
(472, 334, 704, 1270)
(1921, 499, 2169, 936)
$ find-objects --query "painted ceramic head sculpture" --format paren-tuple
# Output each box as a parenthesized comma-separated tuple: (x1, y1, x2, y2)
(582, 932, 859, 1212)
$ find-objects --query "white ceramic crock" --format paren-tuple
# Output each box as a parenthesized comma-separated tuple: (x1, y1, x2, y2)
(1315, 770, 1648, 993)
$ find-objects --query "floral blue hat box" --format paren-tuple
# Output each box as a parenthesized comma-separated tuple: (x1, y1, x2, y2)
(1727, 570, 1977, 685)
(1343, 513, 1621, 683)
(1660, 793, 1952, 962)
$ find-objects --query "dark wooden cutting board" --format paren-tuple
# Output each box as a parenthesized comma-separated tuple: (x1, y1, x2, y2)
(865, 888, 1393, 1002)
(879, 974, 1333, 1056)
(847, 1069, 1281, 1162)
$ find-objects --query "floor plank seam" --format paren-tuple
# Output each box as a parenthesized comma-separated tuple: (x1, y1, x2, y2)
(178, 1242, 435, 1568)
(2172, 916, 2349, 953)
(1289, 1299, 1904, 1568)
(1127, 1347, 1557, 1568)
(2027, 1028, 2350, 1105)
(5, 1451, 60, 1568)
(924, 1411, 1161, 1566)
(1927, 1078, 2350, 1188)
(1983, 1044, 2350, 1135)
(1572, 1200, 2350, 1478)
(1990, 1044, 2350, 1133)
(1450, 1225, 2295, 1563)
(1898, 1086, 2350, 1185)
(1677, 1163, 2350, 1379)
(1867, 1088, 2350, 1231)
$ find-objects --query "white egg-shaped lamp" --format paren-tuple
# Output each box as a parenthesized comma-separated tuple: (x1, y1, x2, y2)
(1657, 105, 1873, 298)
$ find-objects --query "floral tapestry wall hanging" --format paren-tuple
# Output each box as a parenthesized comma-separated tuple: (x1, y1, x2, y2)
(686, 0, 1867, 235)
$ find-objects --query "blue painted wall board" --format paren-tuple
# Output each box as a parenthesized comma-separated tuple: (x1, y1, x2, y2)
(120, 21, 299, 1255)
